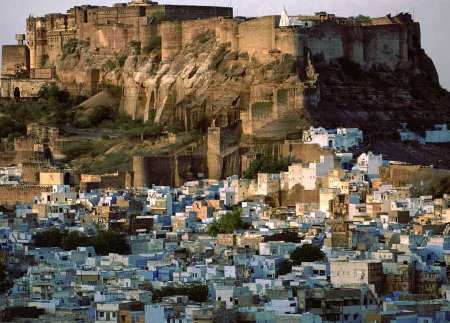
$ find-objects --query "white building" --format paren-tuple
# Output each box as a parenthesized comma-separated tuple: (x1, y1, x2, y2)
(398, 123, 450, 144)
(286, 155, 336, 190)
(219, 186, 236, 207)
(303, 127, 363, 152)
(257, 173, 280, 196)
(352, 152, 383, 175)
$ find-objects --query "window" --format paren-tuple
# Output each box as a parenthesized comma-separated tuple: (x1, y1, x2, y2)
(99, 312, 104, 318)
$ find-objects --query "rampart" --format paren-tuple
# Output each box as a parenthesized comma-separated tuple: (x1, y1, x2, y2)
(207, 121, 242, 180)
(0, 185, 52, 206)
(133, 154, 207, 187)
(25, 2, 233, 68)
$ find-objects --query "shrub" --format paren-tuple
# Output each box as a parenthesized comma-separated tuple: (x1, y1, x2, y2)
(348, 15, 371, 23)
(40, 54, 49, 68)
(194, 33, 210, 44)
(38, 83, 70, 103)
(152, 284, 208, 303)
(143, 35, 162, 54)
(277, 259, 293, 276)
(62, 39, 80, 60)
(105, 59, 117, 71)
(93, 229, 130, 255)
(338, 57, 363, 79)
(290, 244, 326, 265)
(405, 115, 434, 137)
(62, 141, 95, 161)
(409, 170, 450, 198)
(128, 41, 141, 55)
(243, 155, 289, 179)
(152, 10, 169, 23)
(206, 207, 251, 236)
(116, 55, 128, 67)
(79, 152, 132, 174)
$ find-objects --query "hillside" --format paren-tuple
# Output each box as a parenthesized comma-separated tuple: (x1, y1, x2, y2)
(2, 9, 450, 172)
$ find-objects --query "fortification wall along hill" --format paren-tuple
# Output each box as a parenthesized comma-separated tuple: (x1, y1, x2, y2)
(0, 185, 52, 206)
(25, 2, 233, 69)
(133, 154, 207, 187)
(1, 45, 30, 76)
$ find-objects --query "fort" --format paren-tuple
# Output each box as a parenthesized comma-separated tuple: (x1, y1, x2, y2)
(1, 2, 444, 188)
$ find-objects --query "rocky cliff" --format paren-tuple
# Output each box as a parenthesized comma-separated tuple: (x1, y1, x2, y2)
(55, 16, 450, 168)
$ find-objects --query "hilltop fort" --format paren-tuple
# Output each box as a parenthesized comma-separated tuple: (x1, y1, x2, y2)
(1, 1, 449, 186)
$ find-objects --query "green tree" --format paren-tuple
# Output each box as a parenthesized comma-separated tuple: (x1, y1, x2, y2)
(0, 264, 12, 294)
(206, 219, 221, 236)
(266, 230, 302, 243)
(152, 11, 170, 23)
(206, 207, 251, 236)
(34, 227, 64, 248)
(143, 36, 162, 54)
(62, 38, 80, 60)
(349, 15, 371, 23)
(277, 259, 293, 276)
(61, 231, 91, 251)
(290, 244, 326, 265)
(315, 11, 327, 15)
(243, 155, 289, 179)
(40, 54, 49, 68)
(38, 83, 70, 103)
(152, 284, 208, 303)
(409, 170, 450, 199)
(93, 230, 130, 255)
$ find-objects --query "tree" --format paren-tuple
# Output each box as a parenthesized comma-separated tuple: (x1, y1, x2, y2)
(349, 15, 371, 23)
(409, 170, 450, 199)
(277, 259, 293, 276)
(243, 155, 289, 179)
(152, 11, 170, 23)
(188, 283, 209, 302)
(0, 264, 12, 294)
(206, 207, 251, 236)
(93, 230, 131, 255)
(266, 230, 302, 243)
(152, 284, 208, 303)
(290, 244, 326, 265)
(61, 231, 91, 251)
(315, 11, 327, 15)
(40, 54, 49, 68)
(35, 227, 64, 248)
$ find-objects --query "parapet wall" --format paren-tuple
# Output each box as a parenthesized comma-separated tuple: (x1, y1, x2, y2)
(1, 45, 30, 76)
(161, 18, 221, 60)
(207, 121, 242, 180)
(0, 185, 52, 206)
(133, 154, 207, 187)
(0, 78, 49, 99)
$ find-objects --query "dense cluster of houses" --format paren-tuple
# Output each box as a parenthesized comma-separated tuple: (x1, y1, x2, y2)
(1, 138, 450, 322)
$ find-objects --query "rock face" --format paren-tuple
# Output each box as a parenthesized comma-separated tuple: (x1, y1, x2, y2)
(55, 12, 450, 168)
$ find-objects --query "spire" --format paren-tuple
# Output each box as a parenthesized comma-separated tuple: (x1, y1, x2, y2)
(280, 5, 290, 27)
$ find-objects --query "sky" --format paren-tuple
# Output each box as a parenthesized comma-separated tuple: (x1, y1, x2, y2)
(1, 0, 449, 90)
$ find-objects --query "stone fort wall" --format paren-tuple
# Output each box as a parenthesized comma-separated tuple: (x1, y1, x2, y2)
(25, 2, 233, 69)
(159, 13, 417, 68)
(0, 185, 52, 206)
(133, 154, 207, 188)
